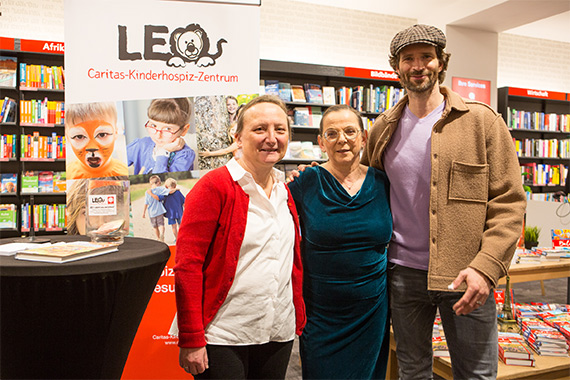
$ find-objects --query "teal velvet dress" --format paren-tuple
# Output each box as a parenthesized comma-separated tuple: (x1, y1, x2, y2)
(287, 166, 392, 380)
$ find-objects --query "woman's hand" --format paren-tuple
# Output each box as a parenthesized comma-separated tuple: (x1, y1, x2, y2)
(199, 150, 213, 158)
(179, 346, 209, 375)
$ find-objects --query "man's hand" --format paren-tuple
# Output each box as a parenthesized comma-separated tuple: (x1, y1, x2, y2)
(179, 346, 209, 375)
(450, 267, 492, 316)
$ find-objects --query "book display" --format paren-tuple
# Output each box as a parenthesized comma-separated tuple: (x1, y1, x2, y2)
(497, 87, 570, 200)
(259, 59, 404, 165)
(0, 37, 66, 238)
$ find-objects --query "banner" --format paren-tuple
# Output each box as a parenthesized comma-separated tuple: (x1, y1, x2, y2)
(65, 0, 260, 103)
(64, 1, 261, 378)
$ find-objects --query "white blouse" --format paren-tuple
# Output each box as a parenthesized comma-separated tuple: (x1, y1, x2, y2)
(205, 158, 296, 345)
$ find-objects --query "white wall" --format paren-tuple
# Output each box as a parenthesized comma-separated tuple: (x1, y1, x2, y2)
(0, 0, 568, 93)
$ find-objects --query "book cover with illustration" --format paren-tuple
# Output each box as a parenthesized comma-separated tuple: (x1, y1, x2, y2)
(1, 173, 17, 193)
(21, 171, 39, 193)
(0, 56, 17, 88)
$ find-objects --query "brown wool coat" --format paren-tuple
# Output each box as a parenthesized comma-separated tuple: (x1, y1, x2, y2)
(362, 86, 526, 291)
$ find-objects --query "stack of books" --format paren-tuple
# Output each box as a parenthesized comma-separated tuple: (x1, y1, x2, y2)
(498, 331, 535, 366)
(520, 318, 569, 357)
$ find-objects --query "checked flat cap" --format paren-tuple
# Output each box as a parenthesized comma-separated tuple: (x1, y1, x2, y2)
(390, 24, 446, 56)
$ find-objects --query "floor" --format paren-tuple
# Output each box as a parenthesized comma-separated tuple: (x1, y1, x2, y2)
(285, 277, 569, 380)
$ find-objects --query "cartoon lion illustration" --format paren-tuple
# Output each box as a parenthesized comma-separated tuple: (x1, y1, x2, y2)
(167, 24, 227, 68)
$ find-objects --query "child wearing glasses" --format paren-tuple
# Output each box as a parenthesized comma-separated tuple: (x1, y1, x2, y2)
(127, 97, 196, 175)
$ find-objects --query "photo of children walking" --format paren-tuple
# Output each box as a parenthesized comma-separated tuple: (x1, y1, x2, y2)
(130, 173, 198, 245)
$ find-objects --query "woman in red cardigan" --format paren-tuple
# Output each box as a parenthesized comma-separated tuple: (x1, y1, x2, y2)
(174, 95, 305, 379)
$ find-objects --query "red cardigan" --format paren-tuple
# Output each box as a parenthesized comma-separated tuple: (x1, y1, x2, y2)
(174, 166, 306, 348)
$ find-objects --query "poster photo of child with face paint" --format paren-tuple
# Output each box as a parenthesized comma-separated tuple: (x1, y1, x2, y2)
(65, 102, 129, 180)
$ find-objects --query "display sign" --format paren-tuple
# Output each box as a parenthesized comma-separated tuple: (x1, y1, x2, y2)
(507, 86, 567, 101)
(65, 0, 260, 103)
(344, 67, 399, 81)
(452, 77, 491, 105)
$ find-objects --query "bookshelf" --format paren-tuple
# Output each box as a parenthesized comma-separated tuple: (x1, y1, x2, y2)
(0, 37, 66, 238)
(497, 86, 570, 200)
(259, 59, 404, 169)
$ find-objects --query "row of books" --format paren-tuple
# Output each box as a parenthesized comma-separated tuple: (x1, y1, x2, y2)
(19, 63, 65, 90)
(526, 192, 569, 202)
(20, 132, 66, 159)
(21, 202, 67, 231)
(20, 98, 65, 125)
(0, 204, 17, 229)
(521, 163, 568, 187)
(0, 97, 17, 123)
(507, 107, 570, 132)
(261, 80, 405, 113)
(262, 81, 332, 104)
(1, 134, 17, 159)
(20, 171, 67, 194)
(513, 138, 570, 159)
(340, 84, 405, 114)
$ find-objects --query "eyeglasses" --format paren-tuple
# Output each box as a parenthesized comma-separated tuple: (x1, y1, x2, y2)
(145, 121, 182, 137)
(322, 127, 361, 142)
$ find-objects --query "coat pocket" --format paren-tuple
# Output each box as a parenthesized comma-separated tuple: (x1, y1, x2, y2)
(448, 161, 488, 202)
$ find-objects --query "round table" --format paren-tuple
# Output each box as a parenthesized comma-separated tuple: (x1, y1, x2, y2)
(0, 236, 170, 379)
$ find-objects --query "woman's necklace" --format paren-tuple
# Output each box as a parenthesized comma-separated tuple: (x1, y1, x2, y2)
(342, 170, 363, 191)
(326, 164, 364, 193)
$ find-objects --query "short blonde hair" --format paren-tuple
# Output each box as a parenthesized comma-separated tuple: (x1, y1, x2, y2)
(65, 102, 117, 128)
(165, 178, 177, 188)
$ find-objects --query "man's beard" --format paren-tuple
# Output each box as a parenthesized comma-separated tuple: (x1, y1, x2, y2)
(400, 70, 438, 93)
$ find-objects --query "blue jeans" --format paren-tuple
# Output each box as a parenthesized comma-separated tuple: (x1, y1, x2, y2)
(389, 264, 498, 380)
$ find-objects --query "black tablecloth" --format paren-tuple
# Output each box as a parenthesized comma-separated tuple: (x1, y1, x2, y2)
(0, 236, 170, 379)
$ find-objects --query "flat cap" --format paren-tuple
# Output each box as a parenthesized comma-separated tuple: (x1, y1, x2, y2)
(390, 24, 446, 56)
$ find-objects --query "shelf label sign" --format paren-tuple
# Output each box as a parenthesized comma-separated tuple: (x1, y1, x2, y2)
(64, 0, 260, 103)
(452, 77, 491, 105)
(19, 39, 65, 54)
(344, 67, 399, 81)
(0, 37, 15, 51)
(507, 87, 567, 101)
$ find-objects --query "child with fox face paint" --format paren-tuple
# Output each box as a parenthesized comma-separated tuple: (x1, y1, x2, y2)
(66, 102, 128, 179)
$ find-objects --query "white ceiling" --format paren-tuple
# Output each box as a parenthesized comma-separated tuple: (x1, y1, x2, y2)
(292, 0, 570, 43)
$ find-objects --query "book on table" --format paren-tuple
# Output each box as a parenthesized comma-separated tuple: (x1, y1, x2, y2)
(15, 241, 119, 263)
(501, 357, 536, 367)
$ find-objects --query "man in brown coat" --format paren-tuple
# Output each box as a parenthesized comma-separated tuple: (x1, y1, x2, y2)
(363, 24, 526, 379)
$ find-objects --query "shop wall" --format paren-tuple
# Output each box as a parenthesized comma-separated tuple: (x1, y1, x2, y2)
(498, 33, 570, 93)
(1, 0, 569, 92)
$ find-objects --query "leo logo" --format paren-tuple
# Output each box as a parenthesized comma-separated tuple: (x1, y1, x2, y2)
(107, 196, 115, 205)
(118, 24, 227, 68)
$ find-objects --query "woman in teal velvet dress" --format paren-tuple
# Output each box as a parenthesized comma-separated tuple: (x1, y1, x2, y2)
(288, 105, 392, 379)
